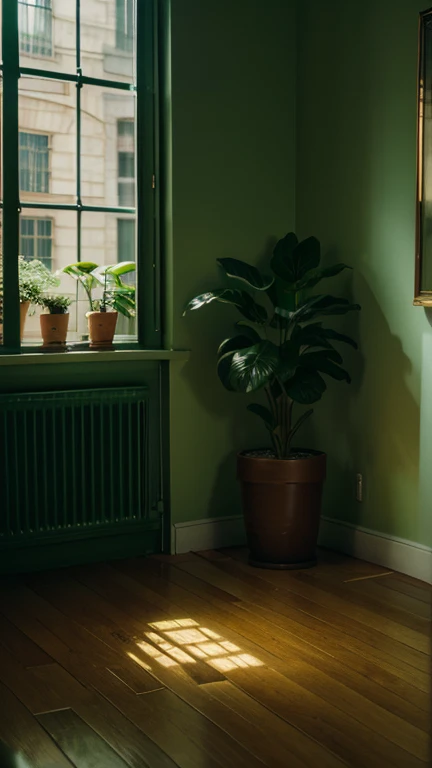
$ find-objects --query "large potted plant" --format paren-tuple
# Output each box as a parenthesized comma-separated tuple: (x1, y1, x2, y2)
(184, 232, 360, 569)
(62, 261, 136, 347)
(19, 257, 60, 339)
(39, 294, 72, 348)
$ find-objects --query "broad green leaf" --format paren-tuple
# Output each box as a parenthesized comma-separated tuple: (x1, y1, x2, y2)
(235, 321, 263, 342)
(217, 335, 254, 357)
(296, 263, 351, 290)
(271, 235, 320, 283)
(301, 350, 350, 383)
(107, 261, 136, 276)
(285, 368, 327, 404)
(290, 295, 360, 324)
(183, 288, 267, 323)
(247, 403, 275, 430)
(278, 341, 300, 381)
(63, 262, 98, 275)
(217, 350, 236, 391)
(320, 327, 358, 349)
(229, 341, 280, 393)
(270, 233, 298, 282)
(217, 258, 273, 291)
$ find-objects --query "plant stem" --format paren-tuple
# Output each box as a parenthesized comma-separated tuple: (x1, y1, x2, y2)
(265, 386, 282, 458)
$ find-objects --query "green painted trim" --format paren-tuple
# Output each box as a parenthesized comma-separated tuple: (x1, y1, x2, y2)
(0, 349, 189, 366)
(19, 202, 136, 214)
(2, 0, 20, 349)
(0, 527, 161, 575)
(159, 0, 173, 349)
(137, 0, 159, 348)
(19, 69, 136, 91)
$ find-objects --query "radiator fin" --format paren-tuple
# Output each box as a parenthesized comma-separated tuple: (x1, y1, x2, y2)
(0, 387, 149, 541)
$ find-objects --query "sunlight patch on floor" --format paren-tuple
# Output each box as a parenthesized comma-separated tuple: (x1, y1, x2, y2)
(134, 618, 263, 672)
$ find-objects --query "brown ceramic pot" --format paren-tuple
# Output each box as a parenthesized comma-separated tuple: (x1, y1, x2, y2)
(20, 301, 30, 339)
(40, 312, 69, 347)
(237, 449, 326, 569)
(87, 311, 118, 348)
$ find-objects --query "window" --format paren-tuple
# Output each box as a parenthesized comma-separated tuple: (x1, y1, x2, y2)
(18, 0, 53, 58)
(19, 132, 50, 194)
(0, 0, 160, 351)
(116, 0, 134, 52)
(118, 120, 135, 207)
(20, 218, 53, 270)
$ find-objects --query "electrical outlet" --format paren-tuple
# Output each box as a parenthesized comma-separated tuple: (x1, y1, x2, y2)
(356, 473, 363, 502)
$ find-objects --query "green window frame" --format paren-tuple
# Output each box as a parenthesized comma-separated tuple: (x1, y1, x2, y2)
(1, 0, 160, 353)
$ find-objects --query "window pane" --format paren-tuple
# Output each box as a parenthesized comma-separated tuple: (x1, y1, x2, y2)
(19, 0, 52, 58)
(19, 78, 76, 202)
(81, 0, 136, 83)
(19, 0, 76, 74)
(20, 209, 78, 344)
(81, 212, 137, 339)
(81, 86, 136, 208)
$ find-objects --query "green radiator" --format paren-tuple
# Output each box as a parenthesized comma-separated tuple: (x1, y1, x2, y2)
(0, 387, 152, 545)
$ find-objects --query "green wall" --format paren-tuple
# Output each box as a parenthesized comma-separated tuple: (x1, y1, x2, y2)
(296, 0, 432, 547)
(169, 0, 297, 523)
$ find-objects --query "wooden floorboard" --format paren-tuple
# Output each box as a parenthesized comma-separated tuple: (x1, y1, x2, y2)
(0, 548, 429, 767)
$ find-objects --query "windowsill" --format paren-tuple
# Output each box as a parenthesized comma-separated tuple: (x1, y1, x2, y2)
(0, 348, 190, 366)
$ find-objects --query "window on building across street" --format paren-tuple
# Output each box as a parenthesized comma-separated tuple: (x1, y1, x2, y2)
(19, 132, 50, 194)
(0, 0, 160, 351)
(116, 0, 134, 52)
(18, 0, 53, 58)
(20, 218, 53, 270)
(118, 120, 135, 207)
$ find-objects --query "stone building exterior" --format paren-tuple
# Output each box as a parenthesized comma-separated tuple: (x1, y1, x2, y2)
(15, 0, 136, 339)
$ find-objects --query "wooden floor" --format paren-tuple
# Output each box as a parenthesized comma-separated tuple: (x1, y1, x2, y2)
(0, 548, 430, 768)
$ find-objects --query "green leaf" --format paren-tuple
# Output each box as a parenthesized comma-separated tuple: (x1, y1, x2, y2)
(247, 403, 275, 430)
(229, 341, 280, 393)
(270, 233, 298, 282)
(106, 261, 136, 276)
(235, 321, 263, 342)
(293, 322, 357, 350)
(290, 295, 360, 324)
(271, 234, 320, 283)
(183, 288, 267, 324)
(217, 258, 273, 291)
(63, 262, 98, 275)
(285, 368, 327, 404)
(217, 335, 254, 357)
(296, 263, 351, 290)
(301, 350, 351, 383)
(217, 351, 237, 392)
(320, 327, 358, 349)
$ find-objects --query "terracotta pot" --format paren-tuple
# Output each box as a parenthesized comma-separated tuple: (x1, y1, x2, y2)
(40, 312, 69, 347)
(87, 311, 118, 348)
(20, 301, 30, 339)
(237, 449, 326, 569)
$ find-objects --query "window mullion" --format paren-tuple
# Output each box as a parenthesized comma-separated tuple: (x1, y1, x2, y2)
(137, 0, 158, 348)
(2, 0, 20, 349)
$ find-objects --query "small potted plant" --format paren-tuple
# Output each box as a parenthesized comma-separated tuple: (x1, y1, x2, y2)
(62, 261, 136, 348)
(39, 294, 72, 349)
(184, 232, 360, 569)
(19, 257, 60, 339)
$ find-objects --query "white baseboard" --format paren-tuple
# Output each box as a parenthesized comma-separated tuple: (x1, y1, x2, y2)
(173, 513, 432, 584)
(319, 516, 432, 585)
(172, 515, 246, 555)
